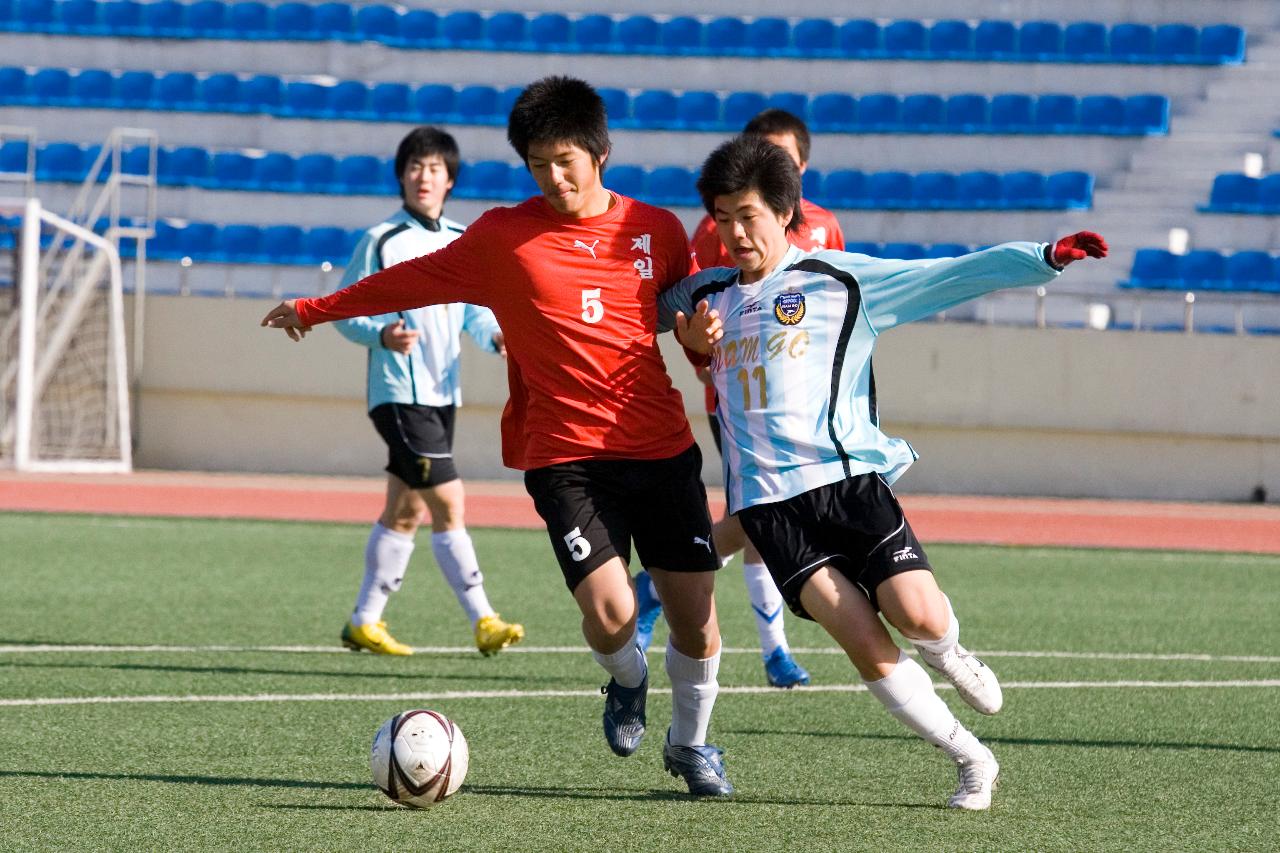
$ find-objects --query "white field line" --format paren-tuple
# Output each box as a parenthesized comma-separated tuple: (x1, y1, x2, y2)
(0, 644, 1278, 664)
(3, 680, 1280, 708)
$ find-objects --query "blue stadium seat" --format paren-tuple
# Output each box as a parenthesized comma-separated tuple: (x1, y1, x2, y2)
(157, 146, 208, 185)
(58, 0, 99, 31)
(927, 242, 970, 258)
(0, 140, 31, 173)
(607, 164, 645, 198)
(1019, 21, 1063, 59)
(597, 87, 628, 121)
(303, 226, 350, 264)
(956, 170, 1002, 208)
(1181, 250, 1227, 289)
(676, 90, 720, 129)
(397, 9, 438, 45)
(414, 84, 456, 119)
(461, 160, 511, 199)
(867, 171, 912, 207)
(660, 15, 701, 52)
(723, 91, 767, 127)
(901, 94, 944, 130)
(15, 0, 55, 28)
(844, 241, 879, 256)
(336, 155, 382, 193)
(1128, 249, 1179, 287)
(0, 67, 28, 104)
(1110, 23, 1155, 61)
(355, 5, 398, 41)
(456, 84, 499, 121)
(219, 224, 263, 263)
(929, 20, 972, 57)
(282, 80, 328, 117)
(116, 70, 156, 108)
(31, 68, 72, 104)
(370, 82, 411, 119)
(1153, 23, 1197, 61)
(1258, 174, 1280, 211)
(1226, 251, 1276, 290)
(329, 80, 369, 118)
(616, 15, 659, 49)
(227, 0, 269, 38)
(632, 90, 678, 125)
(944, 94, 988, 131)
(102, 0, 144, 34)
(178, 221, 219, 261)
(792, 18, 836, 53)
(528, 12, 569, 46)
(144, 220, 183, 260)
(766, 92, 808, 119)
(1079, 95, 1126, 133)
(838, 19, 879, 55)
(1063, 21, 1106, 60)
(912, 171, 957, 207)
(142, 0, 187, 35)
(821, 170, 865, 207)
(1033, 94, 1078, 131)
(1046, 171, 1093, 208)
(263, 225, 306, 264)
(498, 86, 522, 117)
(1208, 174, 1259, 211)
(294, 153, 337, 192)
(883, 20, 925, 56)
(440, 10, 483, 46)
(1199, 24, 1245, 64)
(1002, 171, 1047, 207)
(242, 74, 282, 110)
(209, 151, 254, 189)
(186, 0, 226, 35)
(1124, 94, 1169, 133)
(745, 17, 789, 54)
(156, 71, 198, 109)
(856, 94, 899, 130)
(574, 14, 614, 51)
(973, 20, 1015, 58)
(313, 2, 352, 38)
(646, 166, 696, 205)
(71, 68, 114, 106)
(705, 17, 746, 53)
(485, 11, 526, 47)
(807, 92, 855, 131)
(36, 142, 84, 181)
(802, 169, 822, 198)
(253, 151, 295, 191)
(272, 2, 314, 39)
(881, 242, 926, 260)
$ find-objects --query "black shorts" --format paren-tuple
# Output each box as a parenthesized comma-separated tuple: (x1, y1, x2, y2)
(523, 443, 720, 591)
(737, 473, 932, 618)
(369, 403, 458, 490)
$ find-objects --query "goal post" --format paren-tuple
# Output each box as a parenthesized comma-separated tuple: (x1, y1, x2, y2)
(1, 197, 132, 472)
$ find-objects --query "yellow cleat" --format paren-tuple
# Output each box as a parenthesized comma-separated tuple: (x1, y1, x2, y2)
(475, 613, 525, 656)
(341, 620, 413, 656)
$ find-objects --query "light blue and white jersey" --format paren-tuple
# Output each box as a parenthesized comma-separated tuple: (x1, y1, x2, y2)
(333, 207, 501, 410)
(658, 242, 1060, 513)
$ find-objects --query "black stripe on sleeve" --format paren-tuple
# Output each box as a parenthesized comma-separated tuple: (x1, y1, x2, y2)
(373, 222, 412, 274)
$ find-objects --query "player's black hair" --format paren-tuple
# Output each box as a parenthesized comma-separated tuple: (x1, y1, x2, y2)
(394, 126, 461, 196)
(696, 135, 804, 233)
(743, 108, 812, 166)
(506, 76, 611, 166)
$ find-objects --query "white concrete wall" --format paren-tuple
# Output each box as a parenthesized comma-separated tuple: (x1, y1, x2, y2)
(131, 293, 1279, 502)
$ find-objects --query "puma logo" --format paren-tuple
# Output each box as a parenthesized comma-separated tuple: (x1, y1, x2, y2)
(573, 239, 600, 259)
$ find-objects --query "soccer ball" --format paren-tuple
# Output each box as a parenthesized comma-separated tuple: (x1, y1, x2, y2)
(370, 709, 469, 808)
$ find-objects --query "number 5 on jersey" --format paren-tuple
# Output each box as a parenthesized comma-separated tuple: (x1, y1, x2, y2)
(564, 526, 592, 561)
(581, 289, 604, 324)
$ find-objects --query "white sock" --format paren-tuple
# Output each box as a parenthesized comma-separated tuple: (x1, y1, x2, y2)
(592, 633, 648, 689)
(666, 642, 720, 747)
(431, 528, 493, 627)
(910, 594, 960, 655)
(352, 523, 414, 626)
(865, 651, 985, 763)
(743, 561, 788, 655)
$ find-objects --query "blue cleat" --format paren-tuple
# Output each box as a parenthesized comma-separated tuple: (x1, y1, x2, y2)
(662, 731, 734, 797)
(634, 569, 664, 652)
(601, 670, 647, 757)
(763, 646, 811, 689)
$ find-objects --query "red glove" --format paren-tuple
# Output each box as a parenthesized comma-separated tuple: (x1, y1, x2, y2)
(1051, 231, 1108, 267)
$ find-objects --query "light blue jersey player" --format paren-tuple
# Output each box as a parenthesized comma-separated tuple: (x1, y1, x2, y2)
(660, 135, 1108, 811)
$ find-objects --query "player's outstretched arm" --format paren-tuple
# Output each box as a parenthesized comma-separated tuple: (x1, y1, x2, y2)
(1049, 231, 1109, 267)
(675, 299, 723, 355)
(261, 299, 312, 342)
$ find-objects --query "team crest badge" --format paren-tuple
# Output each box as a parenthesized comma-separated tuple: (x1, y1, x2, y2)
(774, 292, 806, 326)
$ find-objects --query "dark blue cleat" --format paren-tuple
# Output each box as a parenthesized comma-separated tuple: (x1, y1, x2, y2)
(763, 646, 811, 689)
(601, 671, 647, 757)
(634, 570, 663, 652)
(662, 731, 734, 797)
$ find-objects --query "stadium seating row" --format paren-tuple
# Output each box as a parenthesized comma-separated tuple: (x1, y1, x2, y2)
(1201, 174, 1280, 215)
(0, 66, 1171, 137)
(1, 141, 1096, 211)
(1124, 248, 1280, 293)
(0, 2, 1247, 65)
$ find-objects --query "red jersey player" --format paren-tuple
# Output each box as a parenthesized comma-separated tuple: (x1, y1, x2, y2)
(261, 76, 732, 797)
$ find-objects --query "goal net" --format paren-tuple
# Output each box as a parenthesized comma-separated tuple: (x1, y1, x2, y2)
(0, 197, 131, 472)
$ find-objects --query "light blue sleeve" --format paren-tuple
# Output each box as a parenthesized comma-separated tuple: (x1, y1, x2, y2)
(656, 270, 728, 333)
(461, 303, 502, 354)
(333, 230, 400, 349)
(849, 242, 1061, 334)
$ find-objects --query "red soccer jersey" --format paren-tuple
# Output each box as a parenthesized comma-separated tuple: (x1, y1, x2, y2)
(689, 197, 846, 269)
(295, 193, 699, 470)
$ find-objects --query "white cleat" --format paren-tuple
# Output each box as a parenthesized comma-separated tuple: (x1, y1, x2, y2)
(916, 643, 1003, 715)
(948, 747, 999, 810)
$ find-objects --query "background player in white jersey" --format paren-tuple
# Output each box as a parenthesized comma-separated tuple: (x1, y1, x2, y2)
(334, 126, 524, 657)
(659, 135, 1107, 809)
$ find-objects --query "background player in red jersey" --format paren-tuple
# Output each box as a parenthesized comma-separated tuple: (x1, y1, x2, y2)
(637, 109, 843, 689)
(261, 76, 733, 797)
